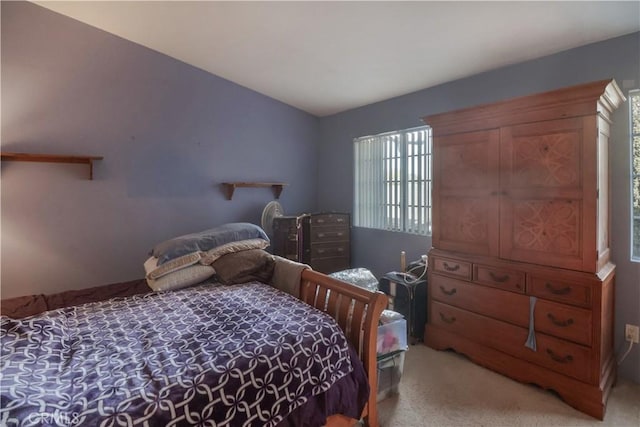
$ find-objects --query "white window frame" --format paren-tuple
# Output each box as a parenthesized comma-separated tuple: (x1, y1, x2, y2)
(353, 125, 432, 235)
(630, 90, 640, 262)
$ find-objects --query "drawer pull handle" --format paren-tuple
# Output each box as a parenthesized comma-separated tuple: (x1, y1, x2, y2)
(545, 282, 571, 295)
(439, 312, 456, 324)
(443, 262, 460, 272)
(439, 286, 457, 296)
(546, 348, 573, 364)
(337, 248, 344, 252)
(547, 313, 574, 327)
(318, 249, 325, 254)
(337, 232, 344, 237)
(317, 219, 325, 224)
(489, 272, 510, 283)
(318, 233, 325, 238)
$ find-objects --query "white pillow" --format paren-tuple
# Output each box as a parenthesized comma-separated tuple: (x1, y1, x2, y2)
(145, 252, 203, 280)
(144, 256, 216, 292)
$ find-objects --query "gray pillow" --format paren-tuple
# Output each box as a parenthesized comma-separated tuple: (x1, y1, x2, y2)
(151, 222, 269, 265)
(211, 249, 275, 285)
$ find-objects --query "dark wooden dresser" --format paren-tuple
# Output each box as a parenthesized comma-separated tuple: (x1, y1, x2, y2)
(301, 213, 350, 273)
(273, 213, 351, 274)
(423, 80, 624, 420)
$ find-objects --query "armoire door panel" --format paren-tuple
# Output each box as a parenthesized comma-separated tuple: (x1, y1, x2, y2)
(502, 118, 583, 190)
(432, 130, 499, 256)
(501, 198, 584, 270)
(439, 130, 499, 190)
(438, 196, 495, 254)
(499, 118, 594, 270)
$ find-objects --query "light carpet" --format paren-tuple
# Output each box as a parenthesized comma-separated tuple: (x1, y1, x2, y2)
(377, 344, 640, 427)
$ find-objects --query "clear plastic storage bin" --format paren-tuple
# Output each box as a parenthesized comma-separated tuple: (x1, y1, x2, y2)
(377, 315, 408, 357)
(377, 351, 405, 401)
(328, 268, 379, 292)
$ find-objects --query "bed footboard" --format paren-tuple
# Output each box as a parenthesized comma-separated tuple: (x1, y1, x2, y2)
(300, 269, 387, 427)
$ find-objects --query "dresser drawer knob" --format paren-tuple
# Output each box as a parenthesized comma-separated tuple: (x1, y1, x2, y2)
(547, 313, 574, 327)
(546, 348, 573, 364)
(439, 312, 456, 324)
(317, 233, 325, 238)
(443, 262, 460, 272)
(439, 286, 457, 296)
(489, 272, 510, 283)
(545, 282, 571, 295)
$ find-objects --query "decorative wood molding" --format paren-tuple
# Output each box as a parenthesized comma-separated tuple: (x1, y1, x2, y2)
(221, 182, 287, 200)
(422, 79, 625, 136)
(1, 152, 104, 180)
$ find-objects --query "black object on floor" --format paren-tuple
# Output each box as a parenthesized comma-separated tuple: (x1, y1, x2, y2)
(379, 271, 427, 344)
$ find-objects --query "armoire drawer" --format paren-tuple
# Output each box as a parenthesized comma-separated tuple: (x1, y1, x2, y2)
(432, 256, 472, 280)
(431, 274, 592, 346)
(431, 301, 592, 382)
(529, 276, 592, 308)
(431, 274, 529, 324)
(535, 300, 592, 346)
(473, 264, 525, 293)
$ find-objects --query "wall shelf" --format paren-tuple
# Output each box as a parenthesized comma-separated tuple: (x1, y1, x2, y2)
(1, 152, 104, 180)
(221, 182, 287, 200)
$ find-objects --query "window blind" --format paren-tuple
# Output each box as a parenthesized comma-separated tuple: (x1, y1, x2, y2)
(354, 126, 431, 235)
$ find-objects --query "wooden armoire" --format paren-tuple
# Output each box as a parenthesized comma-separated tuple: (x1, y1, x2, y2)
(422, 80, 625, 419)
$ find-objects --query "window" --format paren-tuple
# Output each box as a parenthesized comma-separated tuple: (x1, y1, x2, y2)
(354, 126, 432, 235)
(631, 90, 640, 261)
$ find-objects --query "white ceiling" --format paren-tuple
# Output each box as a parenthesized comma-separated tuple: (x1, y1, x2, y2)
(33, 1, 640, 117)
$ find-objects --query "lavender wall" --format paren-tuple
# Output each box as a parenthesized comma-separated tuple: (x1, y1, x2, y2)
(318, 32, 640, 383)
(1, 2, 319, 298)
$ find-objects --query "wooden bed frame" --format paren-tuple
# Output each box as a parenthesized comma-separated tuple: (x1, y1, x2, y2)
(299, 269, 388, 427)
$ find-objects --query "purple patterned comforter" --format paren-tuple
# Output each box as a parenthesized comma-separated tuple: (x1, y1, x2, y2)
(1, 282, 367, 426)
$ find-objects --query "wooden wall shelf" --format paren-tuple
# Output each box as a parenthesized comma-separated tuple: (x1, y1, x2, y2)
(221, 182, 287, 200)
(1, 152, 104, 180)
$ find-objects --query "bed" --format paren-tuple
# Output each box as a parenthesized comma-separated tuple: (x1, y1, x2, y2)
(0, 247, 387, 427)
